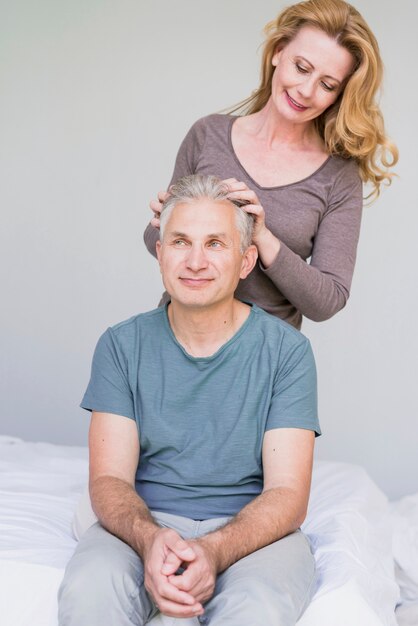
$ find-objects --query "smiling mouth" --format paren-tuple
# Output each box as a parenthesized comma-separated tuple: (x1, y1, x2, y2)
(285, 92, 308, 111)
(179, 277, 213, 287)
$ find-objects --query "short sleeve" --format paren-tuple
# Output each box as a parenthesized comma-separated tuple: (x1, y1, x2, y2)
(80, 328, 135, 420)
(267, 338, 320, 436)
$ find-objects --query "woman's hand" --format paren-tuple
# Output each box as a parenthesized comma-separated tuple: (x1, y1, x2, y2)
(149, 191, 169, 229)
(223, 178, 281, 267)
(223, 178, 268, 245)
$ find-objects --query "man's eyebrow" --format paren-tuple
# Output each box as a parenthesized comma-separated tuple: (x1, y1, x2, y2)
(297, 55, 342, 84)
(167, 231, 231, 240)
(206, 232, 229, 240)
(168, 231, 189, 238)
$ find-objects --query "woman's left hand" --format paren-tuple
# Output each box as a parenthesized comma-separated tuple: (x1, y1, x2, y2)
(223, 178, 281, 267)
(223, 179, 269, 245)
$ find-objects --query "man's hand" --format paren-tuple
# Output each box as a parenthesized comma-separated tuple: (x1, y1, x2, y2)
(142, 528, 205, 618)
(164, 539, 218, 605)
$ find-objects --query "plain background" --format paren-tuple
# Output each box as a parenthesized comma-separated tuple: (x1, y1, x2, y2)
(1, 0, 417, 500)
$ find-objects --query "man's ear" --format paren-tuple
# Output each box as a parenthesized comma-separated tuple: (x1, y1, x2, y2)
(156, 240, 162, 268)
(240, 244, 258, 280)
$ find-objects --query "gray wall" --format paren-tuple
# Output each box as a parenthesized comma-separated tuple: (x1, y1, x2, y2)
(1, 0, 417, 500)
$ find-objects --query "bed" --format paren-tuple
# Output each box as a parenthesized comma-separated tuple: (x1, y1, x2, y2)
(0, 435, 415, 626)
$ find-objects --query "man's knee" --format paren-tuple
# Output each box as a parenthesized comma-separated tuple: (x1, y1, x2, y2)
(58, 523, 153, 626)
(202, 531, 315, 625)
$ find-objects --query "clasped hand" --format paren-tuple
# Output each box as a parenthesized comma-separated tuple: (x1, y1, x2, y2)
(143, 527, 217, 618)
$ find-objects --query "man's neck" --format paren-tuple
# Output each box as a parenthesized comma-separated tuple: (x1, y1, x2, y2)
(167, 299, 251, 358)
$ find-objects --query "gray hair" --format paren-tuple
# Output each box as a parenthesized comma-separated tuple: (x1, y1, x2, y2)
(159, 174, 254, 253)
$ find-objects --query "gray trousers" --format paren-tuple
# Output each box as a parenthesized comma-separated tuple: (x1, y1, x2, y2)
(58, 511, 316, 626)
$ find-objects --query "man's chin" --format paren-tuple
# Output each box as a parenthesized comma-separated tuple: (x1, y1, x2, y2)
(170, 296, 213, 309)
(168, 290, 226, 310)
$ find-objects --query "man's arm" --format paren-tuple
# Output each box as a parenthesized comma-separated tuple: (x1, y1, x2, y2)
(199, 427, 314, 566)
(166, 427, 315, 602)
(88, 411, 204, 618)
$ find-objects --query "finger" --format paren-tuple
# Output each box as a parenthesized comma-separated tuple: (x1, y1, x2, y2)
(161, 548, 195, 577)
(241, 204, 264, 217)
(168, 562, 204, 593)
(160, 582, 197, 606)
(166, 537, 197, 563)
(169, 571, 214, 604)
(221, 177, 238, 184)
(157, 191, 170, 203)
(150, 217, 161, 229)
(150, 576, 197, 606)
(155, 597, 204, 619)
(150, 200, 162, 213)
(226, 189, 260, 203)
(160, 550, 183, 576)
(224, 181, 250, 192)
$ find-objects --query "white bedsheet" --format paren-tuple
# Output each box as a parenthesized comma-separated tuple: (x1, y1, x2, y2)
(390, 494, 418, 626)
(0, 436, 400, 626)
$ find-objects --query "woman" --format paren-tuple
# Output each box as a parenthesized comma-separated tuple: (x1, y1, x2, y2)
(144, 0, 397, 329)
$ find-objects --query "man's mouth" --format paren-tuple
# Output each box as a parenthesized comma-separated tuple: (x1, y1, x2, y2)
(285, 91, 308, 111)
(179, 277, 213, 287)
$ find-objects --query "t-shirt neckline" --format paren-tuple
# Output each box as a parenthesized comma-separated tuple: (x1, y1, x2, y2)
(163, 301, 256, 362)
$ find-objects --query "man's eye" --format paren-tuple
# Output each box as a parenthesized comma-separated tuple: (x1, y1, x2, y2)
(208, 241, 222, 249)
(173, 240, 187, 246)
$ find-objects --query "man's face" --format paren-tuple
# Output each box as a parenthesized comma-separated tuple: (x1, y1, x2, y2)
(156, 198, 256, 310)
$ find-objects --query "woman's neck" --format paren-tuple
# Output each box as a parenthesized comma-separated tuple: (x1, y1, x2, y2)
(242, 98, 324, 151)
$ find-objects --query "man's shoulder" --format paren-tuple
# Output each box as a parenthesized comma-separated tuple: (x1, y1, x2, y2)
(251, 304, 310, 348)
(107, 306, 166, 344)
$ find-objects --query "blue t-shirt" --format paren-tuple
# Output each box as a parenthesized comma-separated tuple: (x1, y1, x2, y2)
(81, 303, 320, 519)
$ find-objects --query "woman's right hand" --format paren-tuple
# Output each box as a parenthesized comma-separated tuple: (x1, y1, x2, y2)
(149, 191, 169, 229)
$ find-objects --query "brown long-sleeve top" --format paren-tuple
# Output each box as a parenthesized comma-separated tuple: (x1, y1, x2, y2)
(144, 114, 363, 329)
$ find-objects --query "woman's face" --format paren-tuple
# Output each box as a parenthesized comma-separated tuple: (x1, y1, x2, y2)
(270, 25, 355, 125)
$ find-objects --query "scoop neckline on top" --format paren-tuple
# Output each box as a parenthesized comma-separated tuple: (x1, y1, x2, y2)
(163, 301, 256, 363)
(227, 115, 332, 191)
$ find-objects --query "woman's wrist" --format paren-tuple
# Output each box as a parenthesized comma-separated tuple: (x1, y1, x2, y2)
(254, 228, 281, 268)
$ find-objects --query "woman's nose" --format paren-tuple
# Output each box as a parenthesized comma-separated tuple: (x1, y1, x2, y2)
(297, 76, 315, 100)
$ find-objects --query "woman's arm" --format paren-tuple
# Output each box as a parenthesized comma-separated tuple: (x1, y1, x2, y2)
(227, 165, 363, 322)
(262, 170, 363, 321)
(143, 119, 207, 258)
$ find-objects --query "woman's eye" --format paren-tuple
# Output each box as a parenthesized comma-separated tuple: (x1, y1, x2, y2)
(296, 63, 308, 74)
(321, 81, 335, 92)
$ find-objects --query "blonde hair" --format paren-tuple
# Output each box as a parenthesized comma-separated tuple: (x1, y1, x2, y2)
(231, 0, 398, 200)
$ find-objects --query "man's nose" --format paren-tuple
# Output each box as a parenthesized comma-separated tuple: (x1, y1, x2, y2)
(185, 243, 209, 271)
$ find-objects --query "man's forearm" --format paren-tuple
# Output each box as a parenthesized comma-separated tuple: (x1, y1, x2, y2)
(197, 486, 307, 573)
(90, 475, 159, 557)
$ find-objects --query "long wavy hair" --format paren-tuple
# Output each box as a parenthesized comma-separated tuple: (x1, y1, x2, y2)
(230, 0, 397, 200)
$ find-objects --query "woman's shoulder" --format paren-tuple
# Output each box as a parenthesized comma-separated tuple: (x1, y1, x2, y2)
(187, 113, 236, 137)
(180, 113, 232, 147)
(180, 114, 236, 158)
(323, 155, 361, 184)
(318, 156, 363, 212)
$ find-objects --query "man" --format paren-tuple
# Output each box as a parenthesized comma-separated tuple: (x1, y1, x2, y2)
(58, 174, 320, 626)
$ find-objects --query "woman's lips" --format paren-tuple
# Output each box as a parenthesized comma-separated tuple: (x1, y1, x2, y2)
(285, 91, 308, 111)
